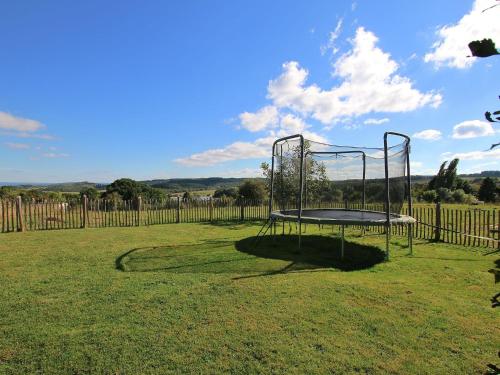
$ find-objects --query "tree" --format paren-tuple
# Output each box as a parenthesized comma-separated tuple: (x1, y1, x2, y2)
(19, 189, 44, 202)
(444, 158, 459, 190)
(102, 191, 122, 210)
(139, 185, 166, 201)
(428, 159, 459, 190)
(468, 38, 499, 58)
(106, 178, 143, 200)
(320, 187, 343, 202)
(145, 187, 166, 201)
(428, 161, 447, 190)
(0, 186, 17, 200)
(213, 188, 238, 199)
(478, 177, 497, 202)
(260, 141, 329, 205)
(80, 187, 99, 200)
(456, 178, 474, 194)
(238, 180, 266, 201)
(182, 191, 192, 201)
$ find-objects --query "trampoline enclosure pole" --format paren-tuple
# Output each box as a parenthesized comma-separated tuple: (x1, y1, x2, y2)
(298, 136, 305, 249)
(386, 228, 390, 260)
(361, 152, 366, 237)
(406, 139, 413, 255)
(383, 133, 390, 260)
(341, 225, 345, 259)
(269, 142, 276, 219)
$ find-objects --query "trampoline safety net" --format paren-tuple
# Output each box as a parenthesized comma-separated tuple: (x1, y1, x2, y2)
(270, 134, 410, 217)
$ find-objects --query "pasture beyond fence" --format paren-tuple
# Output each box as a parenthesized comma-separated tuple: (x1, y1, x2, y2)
(1, 196, 499, 249)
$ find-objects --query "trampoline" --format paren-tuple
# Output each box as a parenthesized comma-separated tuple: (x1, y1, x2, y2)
(257, 132, 416, 260)
(271, 208, 415, 226)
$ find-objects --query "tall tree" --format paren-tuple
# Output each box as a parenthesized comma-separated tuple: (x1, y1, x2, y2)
(478, 177, 497, 202)
(444, 158, 459, 189)
(428, 159, 460, 190)
(428, 161, 448, 190)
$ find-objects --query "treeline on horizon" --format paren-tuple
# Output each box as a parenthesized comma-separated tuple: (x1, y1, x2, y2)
(1, 166, 499, 204)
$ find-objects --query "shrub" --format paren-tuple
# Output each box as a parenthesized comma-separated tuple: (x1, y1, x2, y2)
(238, 180, 267, 202)
(436, 187, 453, 203)
(451, 189, 466, 203)
(421, 190, 438, 203)
(213, 188, 238, 199)
(80, 187, 99, 200)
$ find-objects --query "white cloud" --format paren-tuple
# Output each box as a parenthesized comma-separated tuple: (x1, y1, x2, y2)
(239, 106, 278, 132)
(268, 28, 441, 125)
(442, 148, 500, 161)
(413, 129, 442, 141)
(175, 137, 273, 167)
(279, 113, 308, 134)
(42, 152, 69, 158)
(0, 112, 45, 132)
(0, 131, 56, 140)
(363, 117, 389, 125)
(176, 116, 328, 167)
(4, 142, 30, 150)
(410, 161, 436, 175)
(424, 0, 500, 68)
(452, 119, 495, 139)
(177, 26, 440, 168)
(320, 19, 343, 56)
(460, 161, 499, 174)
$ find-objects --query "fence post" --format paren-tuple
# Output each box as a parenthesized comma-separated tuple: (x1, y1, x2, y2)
(15, 196, 24, 232)
(434, 201, 441, 242)
(240, 199, 245, 221)
(82, 195, 88, 228)
(209, 197, 213, 222)
(176, 196, 181, 223)
(137, 196, 142, 226)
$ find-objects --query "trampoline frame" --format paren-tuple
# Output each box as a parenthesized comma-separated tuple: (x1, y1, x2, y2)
(267, 132, 414, 260)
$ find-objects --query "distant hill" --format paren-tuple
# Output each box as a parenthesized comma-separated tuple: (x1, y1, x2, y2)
(0, 178, 258, 193)
(459, 170, 500, 178)
(43, 181, 107, 192)
(2, 171, 499, 192)
(141, 177, 260, 192)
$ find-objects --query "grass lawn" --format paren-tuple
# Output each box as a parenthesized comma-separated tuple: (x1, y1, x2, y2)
(0, 222, 498, 374)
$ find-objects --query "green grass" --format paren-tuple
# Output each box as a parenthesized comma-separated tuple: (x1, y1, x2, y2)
(0, 223, 498, 374)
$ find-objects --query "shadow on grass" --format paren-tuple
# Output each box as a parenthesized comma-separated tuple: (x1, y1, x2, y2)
(115, 235, 384, 276)
(205, 220, 265, 230)
(235, 235, 385, 274)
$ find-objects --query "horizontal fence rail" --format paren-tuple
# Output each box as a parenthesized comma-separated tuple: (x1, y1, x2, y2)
(1, 196, 499, 249)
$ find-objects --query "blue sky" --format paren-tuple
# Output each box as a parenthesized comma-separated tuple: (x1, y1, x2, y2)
(0, 0, 499, 182)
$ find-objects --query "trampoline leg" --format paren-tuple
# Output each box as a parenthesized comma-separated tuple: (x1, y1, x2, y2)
(408, 224, 413, 255)
(298, 220, 302, 250)
(341, 225, 345, 260)
(385, 225, 391, 260)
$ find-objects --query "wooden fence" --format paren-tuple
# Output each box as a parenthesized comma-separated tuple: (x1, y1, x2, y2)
(1, 196, 499, 249)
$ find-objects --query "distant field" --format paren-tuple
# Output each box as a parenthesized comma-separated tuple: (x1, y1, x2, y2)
(0, 223, 497, 373)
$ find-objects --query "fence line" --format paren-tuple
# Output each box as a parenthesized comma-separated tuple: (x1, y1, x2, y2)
(1, 196, 498, 249)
